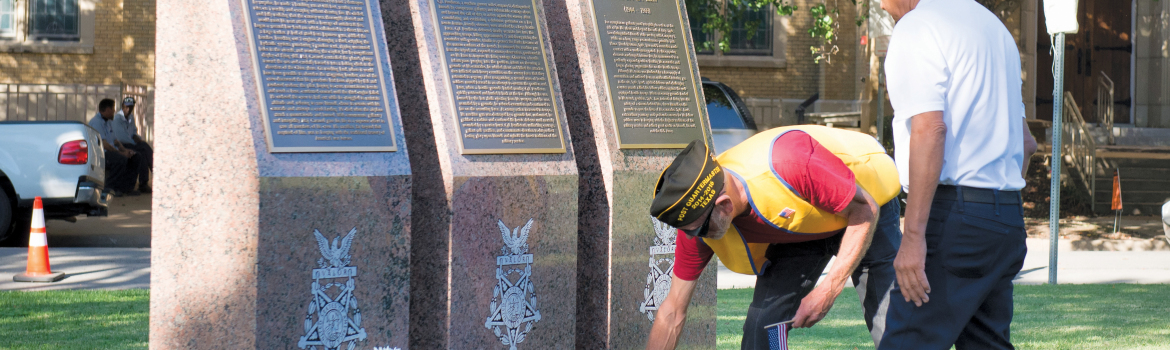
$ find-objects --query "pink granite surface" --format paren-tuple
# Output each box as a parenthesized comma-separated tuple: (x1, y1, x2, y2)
(543, 0, 718, 347)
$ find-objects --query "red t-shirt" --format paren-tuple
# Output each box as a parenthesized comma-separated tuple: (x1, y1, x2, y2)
(673, 131, 857, 281)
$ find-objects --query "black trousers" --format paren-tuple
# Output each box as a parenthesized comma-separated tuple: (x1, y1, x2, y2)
(126, 142, 153, 188)
(103, 150, 137, 192)
(878, 186, 1026, 350)
(741, 200, 902, 349)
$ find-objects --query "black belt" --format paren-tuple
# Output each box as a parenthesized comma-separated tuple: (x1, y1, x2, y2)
(934, 185, 1020, 204)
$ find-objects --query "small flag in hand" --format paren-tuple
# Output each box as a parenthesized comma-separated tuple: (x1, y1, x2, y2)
(766, 320, 792, 350)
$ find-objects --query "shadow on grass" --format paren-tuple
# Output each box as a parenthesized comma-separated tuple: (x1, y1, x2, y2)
(718, 285, 1170, 350)
(0, 289, 148, 349)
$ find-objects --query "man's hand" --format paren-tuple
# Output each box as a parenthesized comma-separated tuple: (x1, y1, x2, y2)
(897, 110, 946, 307)
(894, 234, 930, 306)
(647, 274, 698, 350)
(792, 283, 842, 328)
(793, 185, 878, 329)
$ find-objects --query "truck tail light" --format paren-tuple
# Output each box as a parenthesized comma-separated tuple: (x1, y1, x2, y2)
(59, 140, 88, 165)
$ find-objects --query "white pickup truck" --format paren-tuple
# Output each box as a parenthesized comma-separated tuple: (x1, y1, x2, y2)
(0, 121, 109, 242)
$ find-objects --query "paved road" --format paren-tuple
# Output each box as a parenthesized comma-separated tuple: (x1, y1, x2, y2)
(2, 194, 151, 248)
(717, 238, 1170, 289)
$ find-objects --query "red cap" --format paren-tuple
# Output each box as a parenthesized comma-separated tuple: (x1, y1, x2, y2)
(33, 196, 42, 210)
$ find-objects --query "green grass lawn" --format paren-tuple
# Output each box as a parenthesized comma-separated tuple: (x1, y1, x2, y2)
(0, 289, 148, 349)
(718, 284, 1170, 350)
(0, 285, 1167, 349)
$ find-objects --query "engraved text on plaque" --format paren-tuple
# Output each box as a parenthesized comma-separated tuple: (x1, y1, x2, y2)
(431, 0, 568, 154)
(243, 0, 400, 152)
(590, 0, 708, 148)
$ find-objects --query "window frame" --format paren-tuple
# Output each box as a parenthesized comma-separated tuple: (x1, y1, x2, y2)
(0, 0, 95, 54)
(28, 0, 82, 41)
(0, 0, 17, 39)
(692, 2, 788, 68)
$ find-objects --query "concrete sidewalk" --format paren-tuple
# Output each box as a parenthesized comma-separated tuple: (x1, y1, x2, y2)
(0, 248, 149, 291)
(1, 237, 1166, 291)
(717, 238, 1170, 289)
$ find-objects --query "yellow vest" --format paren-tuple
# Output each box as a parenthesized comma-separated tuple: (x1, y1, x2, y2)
(705, 126, 901, 275)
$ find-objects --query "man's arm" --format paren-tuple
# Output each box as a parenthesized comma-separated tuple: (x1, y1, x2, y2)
(791, 184, 879, 328)
(646, 274, 699, 350)
(893, 111, 946, 307)
(1021, 118, 1037, 176)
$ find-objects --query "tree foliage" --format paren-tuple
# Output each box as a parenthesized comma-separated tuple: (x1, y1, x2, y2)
(685, 0, 868, 63)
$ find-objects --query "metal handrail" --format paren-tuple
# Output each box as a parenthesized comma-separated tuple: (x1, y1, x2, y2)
(1061, 92, 1097, 212)
(1097, 72, 1115, 145)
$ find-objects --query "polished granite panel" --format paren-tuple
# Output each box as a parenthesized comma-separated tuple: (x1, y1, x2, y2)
(447, 175, 578, 350)
(257, 176, 411, 350)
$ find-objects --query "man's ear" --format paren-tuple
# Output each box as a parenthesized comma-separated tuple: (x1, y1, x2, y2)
(714, 193, 735, 215)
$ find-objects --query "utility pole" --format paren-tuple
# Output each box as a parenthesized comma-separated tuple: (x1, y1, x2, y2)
(1044, 0, 1078, 285)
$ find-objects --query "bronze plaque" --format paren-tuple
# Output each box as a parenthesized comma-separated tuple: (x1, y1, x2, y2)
(430, 0, 568, 154)
(589, 0, 709, 148)
(241, 0, 401, 153)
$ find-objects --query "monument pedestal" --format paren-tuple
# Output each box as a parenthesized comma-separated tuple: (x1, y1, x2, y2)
(545, 0, 719, 346)
(397, 0, 580, 347)
(151, 0, 411, 348)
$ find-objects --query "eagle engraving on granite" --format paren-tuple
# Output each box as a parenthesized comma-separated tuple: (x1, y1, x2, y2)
(314, 228, 356, 269)
(498, 218, 532, 256)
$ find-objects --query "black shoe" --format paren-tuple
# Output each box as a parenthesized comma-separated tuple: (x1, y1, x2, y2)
(137, 186, 152, 194)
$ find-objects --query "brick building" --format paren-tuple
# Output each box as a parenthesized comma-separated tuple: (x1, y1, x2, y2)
(693, 0, 872, 130)
(0, 0, 156, 141)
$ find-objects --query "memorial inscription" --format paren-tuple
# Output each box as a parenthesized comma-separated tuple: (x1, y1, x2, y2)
(431, 0, 568, 154)
(590, 0, 708, 148)
(242, 0, 399, 152)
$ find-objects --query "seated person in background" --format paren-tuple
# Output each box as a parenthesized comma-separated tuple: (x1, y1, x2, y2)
(89, 98, 139, 197)
(113, 97, 153, 193)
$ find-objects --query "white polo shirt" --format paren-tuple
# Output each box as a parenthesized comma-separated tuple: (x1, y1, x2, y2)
(884, 0, 1027, 191)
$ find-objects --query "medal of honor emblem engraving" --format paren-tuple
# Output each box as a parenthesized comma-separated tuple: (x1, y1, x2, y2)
(299, 228, 368, 350)
(640, 216, 677, 321)
(485, 219, 542, 350)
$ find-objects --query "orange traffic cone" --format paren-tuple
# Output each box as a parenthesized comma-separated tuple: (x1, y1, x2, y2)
(13, 197, 65, 282)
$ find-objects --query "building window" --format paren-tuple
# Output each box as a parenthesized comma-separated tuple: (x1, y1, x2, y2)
(690, 4, 773, 56)
(726, 5, 772, 55)
(29, 0, 79, 40)
(0, 0, 93, 53)
(0, 0, 15, 39)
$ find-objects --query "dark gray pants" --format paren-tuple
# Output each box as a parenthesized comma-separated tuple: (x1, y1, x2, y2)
(741, 200, 902, 349)
(879, 186, 1026, 350)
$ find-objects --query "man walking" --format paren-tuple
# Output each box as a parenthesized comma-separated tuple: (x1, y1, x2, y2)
(879, 0, 1038, 348)
(113, 97, 153, 193)
(88, 98, 139, 196)
(646, 126, 903, 349)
